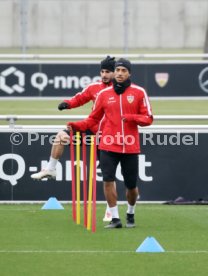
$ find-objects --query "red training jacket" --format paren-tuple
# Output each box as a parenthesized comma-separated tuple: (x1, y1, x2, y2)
(64, 81, 112, 133)
(64, 81, 112, 108)
(68, 83, 153, 154)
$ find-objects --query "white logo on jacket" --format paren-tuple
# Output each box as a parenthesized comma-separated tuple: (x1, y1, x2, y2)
(127, 95, 134, 103)
(108, 96, 116, 104)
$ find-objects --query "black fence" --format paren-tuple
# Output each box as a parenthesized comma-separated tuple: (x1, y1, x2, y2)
(0, 62, 208, 97)
(0, 129, 207, 201)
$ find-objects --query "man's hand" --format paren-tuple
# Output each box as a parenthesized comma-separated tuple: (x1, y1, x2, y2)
(122, 114, 153, 126)
(121, 114, 135, 122)
(58, 102, 70, 111)
(67, 124, 72, 132)
(67, 122, 75, 132)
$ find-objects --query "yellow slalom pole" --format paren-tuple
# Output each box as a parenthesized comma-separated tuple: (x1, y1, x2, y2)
(87, 135, 94, 230)
(76, 132, 81, 224)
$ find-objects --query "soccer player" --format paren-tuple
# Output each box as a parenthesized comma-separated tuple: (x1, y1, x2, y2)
(31, 56, 116, 221)
(67, 58, 153, 228)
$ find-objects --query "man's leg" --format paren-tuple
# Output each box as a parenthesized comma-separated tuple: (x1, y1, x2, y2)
(126, 187, 139, 223)
(103, 181, 116, 222)
(103, 203, 112, 222)
(50, 131, 69, 159)
(31, 130, 69, 179)
(126, 187, 139, 206)
(104, 181, 117, 207)
(103, 181, 122, 228)
(100, 150, 122, 228)
(97, 148, 111, 221)
(121, 154, 139, 228)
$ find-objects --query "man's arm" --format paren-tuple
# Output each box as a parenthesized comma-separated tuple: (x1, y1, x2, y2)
(67, 93, 104, 131)
(67, 117, 98, 132)
(122, 91, 153, 126)
(122, 114, 153, 126)
(59, 85, 94, 110)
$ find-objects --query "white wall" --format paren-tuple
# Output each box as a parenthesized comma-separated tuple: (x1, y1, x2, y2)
(0, 0, 208, 49)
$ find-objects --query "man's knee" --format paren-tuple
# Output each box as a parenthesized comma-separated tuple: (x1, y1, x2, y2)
(104, 181, 115, 189)
(125, 181, 137, 190)
(54, 131, 69, 145)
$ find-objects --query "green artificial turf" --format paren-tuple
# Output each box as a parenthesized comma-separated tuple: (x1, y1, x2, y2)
(0, 100, 208, 126)
(0, 204, 207, 276)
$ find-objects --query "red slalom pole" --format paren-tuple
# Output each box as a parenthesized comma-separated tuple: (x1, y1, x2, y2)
(92, 135, 97, 233)
(70, 131, 76, 222)
(82, 133, 88, 228)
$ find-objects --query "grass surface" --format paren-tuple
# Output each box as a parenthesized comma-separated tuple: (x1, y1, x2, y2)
(0, 204, 207, 276)
(0, 99, 208, 125)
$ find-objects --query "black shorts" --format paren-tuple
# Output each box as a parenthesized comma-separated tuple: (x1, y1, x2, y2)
(100, 150, 138, 189)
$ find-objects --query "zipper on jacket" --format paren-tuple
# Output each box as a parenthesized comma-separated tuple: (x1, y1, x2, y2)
(120, 94, 125, 153)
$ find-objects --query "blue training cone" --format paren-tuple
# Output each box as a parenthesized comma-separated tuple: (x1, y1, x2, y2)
(136, 236, 165, 253)
(41, 197, 64, 210)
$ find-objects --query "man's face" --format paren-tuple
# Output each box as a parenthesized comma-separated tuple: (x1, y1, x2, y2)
(100, 69, 114, 84)
(114, 66, 130, 83)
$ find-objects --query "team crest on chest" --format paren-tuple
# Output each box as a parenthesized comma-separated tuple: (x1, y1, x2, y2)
(127, 95, 134, 103)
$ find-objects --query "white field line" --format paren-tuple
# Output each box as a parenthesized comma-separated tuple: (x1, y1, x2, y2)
(0, 201, 164, 205)
(0, 205, 207, 211)
(0, 250, 207, 254)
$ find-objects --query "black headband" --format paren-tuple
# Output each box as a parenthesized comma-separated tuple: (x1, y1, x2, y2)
(115, 58, 131, 73)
